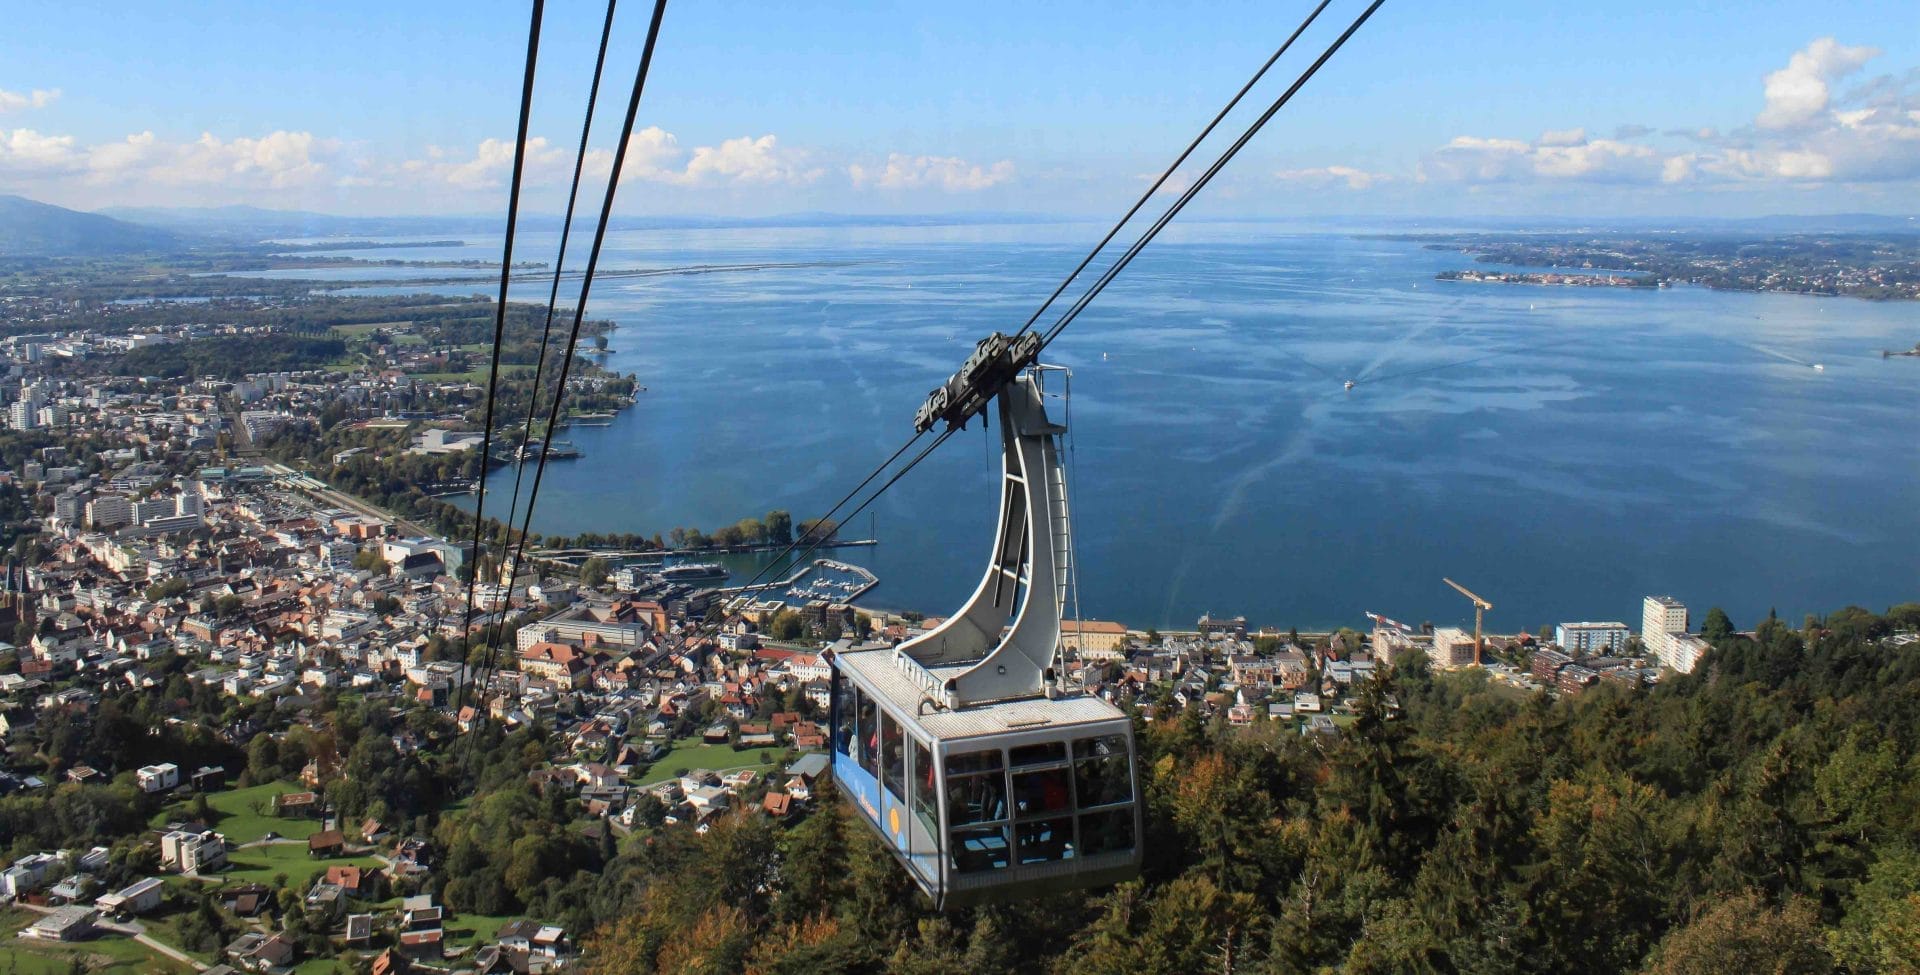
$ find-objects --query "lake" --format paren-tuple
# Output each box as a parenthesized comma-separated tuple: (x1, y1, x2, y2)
(276, 222, 1920, 632)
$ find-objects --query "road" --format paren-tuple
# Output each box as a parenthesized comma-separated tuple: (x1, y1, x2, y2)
(264, 463, 439, 539)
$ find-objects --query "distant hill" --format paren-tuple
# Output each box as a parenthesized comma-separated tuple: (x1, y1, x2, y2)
(96, 204, 1070, 241)
(0, 194, 184, 257)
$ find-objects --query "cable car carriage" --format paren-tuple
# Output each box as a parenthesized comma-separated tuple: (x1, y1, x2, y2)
(830, 338, 1142, 909)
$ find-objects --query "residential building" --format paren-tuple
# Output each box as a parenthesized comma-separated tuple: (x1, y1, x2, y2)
(23, 907, 95, 941)
(136, 762, 180, 793)
(86, 494, 133, 529)
(96, 876, 165, 915)
(1668, 634, 1710, 675)
(1427, 627, 1477, 669)
(1554, 621, 1629, 655)
(1642, 596, 1690, 671)
(161, 829, 227, 874)
(1062, 619, 1129, 658)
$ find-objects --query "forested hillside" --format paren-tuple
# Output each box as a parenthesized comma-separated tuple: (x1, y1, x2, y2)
(583, 603, 1920, 974)
(0, 194, 183, 256)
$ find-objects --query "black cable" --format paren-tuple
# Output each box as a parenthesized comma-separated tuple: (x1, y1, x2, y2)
(490, 0, 621, 606)
(723, 1, 1385, 633)
(730, 426, 959, 611)
(651, 1, 1388, 655)
(1008, 0, 1333, 343)
(471, 0, 672, 722)
(719, 431, 925, 605)
(455, 0, 545, 716)
(1038, 0, 1387, 352)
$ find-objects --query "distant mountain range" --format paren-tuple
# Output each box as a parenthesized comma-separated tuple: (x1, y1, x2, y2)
(86, 202, 1920, 241)
(96, 204, 1069, 240)
(0, 192, 1913, 259)
(0, 194, 185, 257)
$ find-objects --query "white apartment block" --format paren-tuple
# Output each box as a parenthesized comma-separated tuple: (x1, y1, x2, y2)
(86, 495, 134, 529)
(1642, 595, 1691, 672)
(1555, 621, 1630, 655)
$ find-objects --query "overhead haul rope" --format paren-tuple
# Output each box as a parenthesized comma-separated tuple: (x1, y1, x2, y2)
(455, 0, 545, 681)
(1007, 0, 1334, 343)
(468, 0, 673, 733)
(1036, 0, 1387, 352)
(457, 0, 623, 728)
(722, 0, 1390, 615)
(489, 0, 623, 597)
(716, 0, 1353, 612)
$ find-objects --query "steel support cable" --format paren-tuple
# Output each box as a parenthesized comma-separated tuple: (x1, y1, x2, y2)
(730, 426, 961, 613)
(1006, 0, 1333, 343)
(642, 2, 1388, 653)
(724, 2, 1385, 635)
(1038, 0, 1387, 351)
(719, 431, 926, 603)
(491, 0, 622, 594)
(470, 0, 672, 725)
(455, 0, 545, 727)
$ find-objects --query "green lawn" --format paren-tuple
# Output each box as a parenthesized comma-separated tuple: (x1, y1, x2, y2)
(149, 780, 322, 844)
(411, 364, 535, 383)
(217, 845, 384, 888)
(137, 909, 216, 966)
(292, 956, 366, 975)
(632, 739, 778, 787)
(444, 912, 518, 950)
(0, 909, 195, 974)
(328, 323, 385, 336)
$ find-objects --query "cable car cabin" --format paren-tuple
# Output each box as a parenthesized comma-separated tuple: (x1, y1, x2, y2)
(828, 361, 1141, 909)
(829, 650, 1141, 909)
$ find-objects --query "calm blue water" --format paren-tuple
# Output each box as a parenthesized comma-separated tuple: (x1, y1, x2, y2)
(271, 223, 1920, 632)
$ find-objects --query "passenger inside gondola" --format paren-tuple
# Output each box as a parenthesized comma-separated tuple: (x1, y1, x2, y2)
(832, 681, 854, 758)
(856, 692, 878, 774)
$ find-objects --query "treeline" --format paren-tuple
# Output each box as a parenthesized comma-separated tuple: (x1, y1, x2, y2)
(113, 334, 346, 380)
(577, 602, 1920, 974)
(544, 513, 839, 553)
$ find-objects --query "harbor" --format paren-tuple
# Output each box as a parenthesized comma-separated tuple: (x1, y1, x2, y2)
(780, 558, 879, 604)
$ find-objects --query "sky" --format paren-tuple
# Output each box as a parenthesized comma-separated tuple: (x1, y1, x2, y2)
(3, 0, 1919, 218)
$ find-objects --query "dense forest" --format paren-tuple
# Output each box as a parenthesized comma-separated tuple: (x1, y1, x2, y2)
(113, 334, 347, 380)
(579, 603, 1920, 974)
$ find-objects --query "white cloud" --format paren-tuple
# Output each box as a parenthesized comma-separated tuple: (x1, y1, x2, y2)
(405, 136, 564, 190)
(123, 131, 334, 188)
(0, 128, 80, 171)
(1274, 165, 1388, 190)
(1422, 134, 1660, 183)
(0, 126, 339, 199)
(682, 134, 822, 185)
(849, 153, 1015, 191)
(604, 126, 684, 183)
(0, 88, 59, 113)
(1758, 37, 1879, 129)
(1424, 37, 1920, 190)
(587, 128, 824, 187)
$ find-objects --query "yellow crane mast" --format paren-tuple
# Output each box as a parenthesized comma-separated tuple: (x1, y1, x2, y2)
(1442, 577, 1493, 666)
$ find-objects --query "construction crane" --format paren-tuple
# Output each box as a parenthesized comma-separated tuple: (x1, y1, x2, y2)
(1442, 577, 1493, 665)
(1365, 611, 1414, 634)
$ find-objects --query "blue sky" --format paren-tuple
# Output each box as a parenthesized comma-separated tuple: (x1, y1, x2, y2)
(4, 0, 1918, 217)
